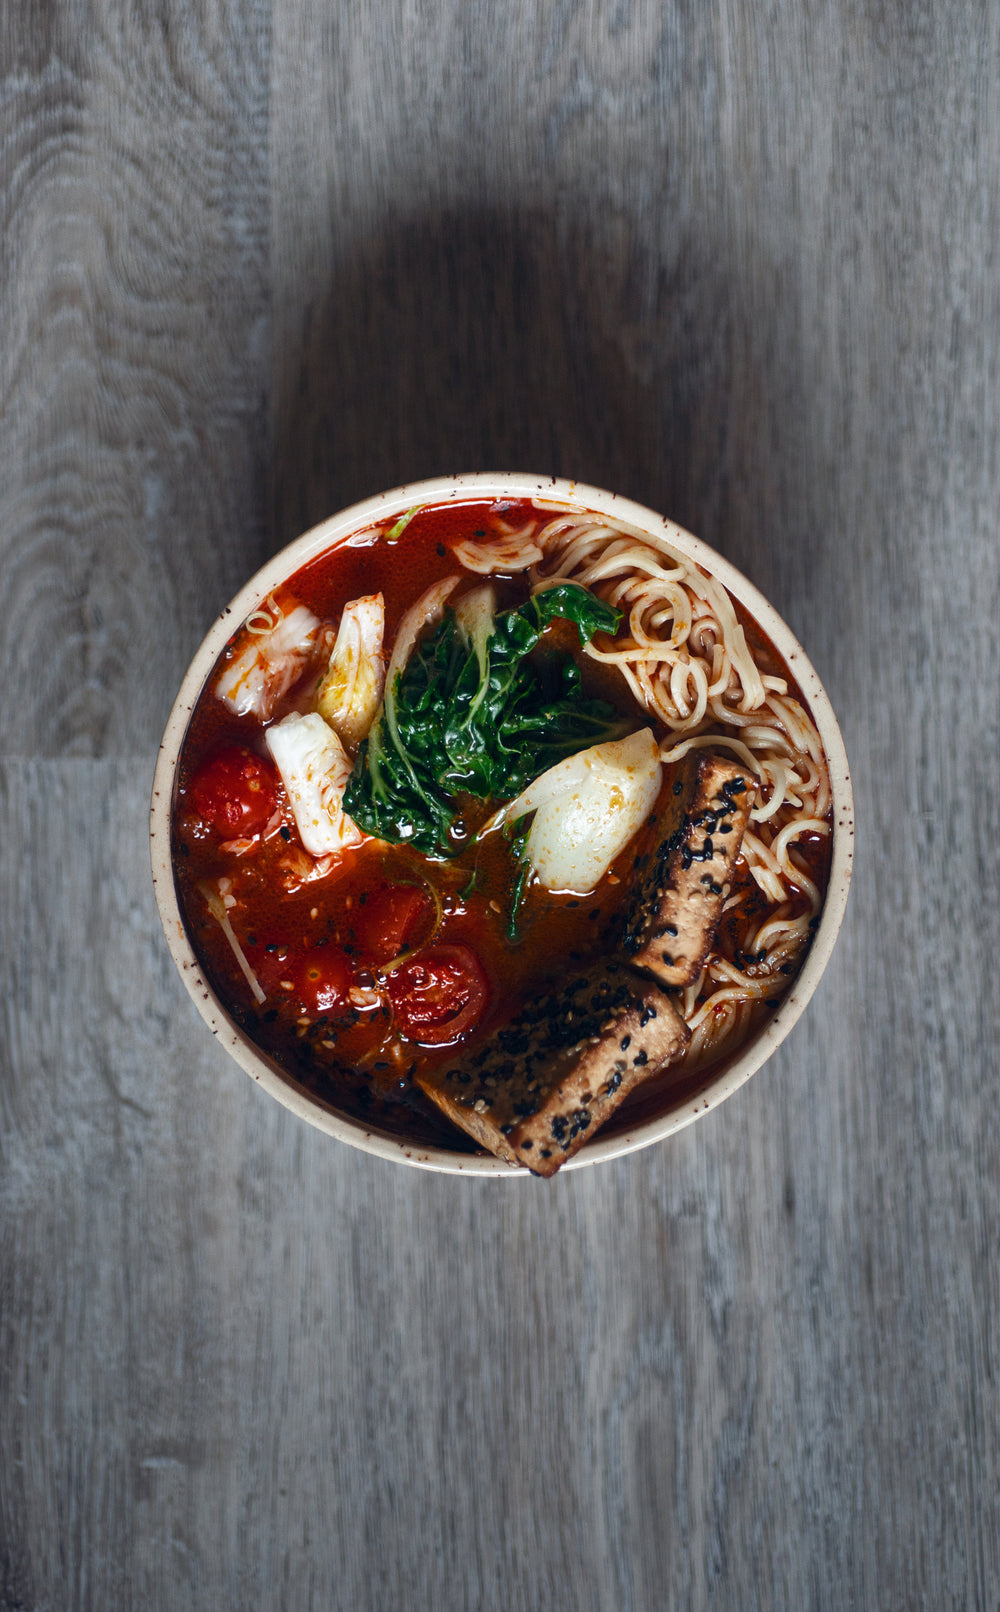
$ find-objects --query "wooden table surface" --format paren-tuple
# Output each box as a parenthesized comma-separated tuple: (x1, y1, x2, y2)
(2, 3, 997, 1607)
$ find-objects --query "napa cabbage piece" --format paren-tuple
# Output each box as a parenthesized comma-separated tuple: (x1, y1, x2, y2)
(343, 582, 626, 856)
(504, 728, 662, 894)
(315, 593, 385, 748)
(217, 601, 320, 719)
(265, 711, 363, 856)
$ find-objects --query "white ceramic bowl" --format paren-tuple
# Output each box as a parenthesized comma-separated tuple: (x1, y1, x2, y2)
(150, 474, 854, 1175)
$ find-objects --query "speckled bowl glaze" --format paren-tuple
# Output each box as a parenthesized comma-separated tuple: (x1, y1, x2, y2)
(150, 474, 854, 1175)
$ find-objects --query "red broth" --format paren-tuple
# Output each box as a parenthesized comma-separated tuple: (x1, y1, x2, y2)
(171, 498, 831, 1152)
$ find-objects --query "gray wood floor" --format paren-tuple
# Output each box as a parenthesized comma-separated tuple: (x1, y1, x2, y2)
(2, 2, 997, 1607)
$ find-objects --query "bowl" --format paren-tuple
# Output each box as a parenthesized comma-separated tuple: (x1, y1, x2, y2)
(150, 473, 853, 1175)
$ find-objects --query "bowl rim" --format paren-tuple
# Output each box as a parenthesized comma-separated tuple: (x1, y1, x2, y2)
(150, 472, 854, 1176)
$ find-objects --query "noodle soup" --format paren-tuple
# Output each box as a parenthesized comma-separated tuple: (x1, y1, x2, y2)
(152, 476, 852, 1175)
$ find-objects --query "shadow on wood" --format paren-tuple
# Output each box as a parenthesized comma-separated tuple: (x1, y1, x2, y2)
(270, 204, 767, 566)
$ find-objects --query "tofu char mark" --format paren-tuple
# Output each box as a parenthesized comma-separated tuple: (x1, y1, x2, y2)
(620, 753, 755, 989)
(415, 962, 690, 1176)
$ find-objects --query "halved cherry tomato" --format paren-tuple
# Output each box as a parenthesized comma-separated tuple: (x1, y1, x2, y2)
(243, 938, 293, 1000)
(189, 748, 277, 837)
(294, 945, 353, 1017)
(386, 944, 487, 1045)
(354, 883, 432, 965)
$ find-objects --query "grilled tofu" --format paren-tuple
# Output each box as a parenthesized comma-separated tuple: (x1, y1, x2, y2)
(621, 754, 754, 989)
(416, 962, 690, 1176)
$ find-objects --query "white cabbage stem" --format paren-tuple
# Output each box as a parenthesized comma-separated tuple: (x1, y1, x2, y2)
(504, 728, 661, 894)
(386, 577, 460, 692)
(373, 576, 461, 792)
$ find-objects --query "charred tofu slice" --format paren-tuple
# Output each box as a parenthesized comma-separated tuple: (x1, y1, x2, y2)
(621, 754, 755, 989)
(415, 962, 690, 1176)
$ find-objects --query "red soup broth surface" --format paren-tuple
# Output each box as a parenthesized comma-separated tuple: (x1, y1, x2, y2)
(171, 498, 830, 1152)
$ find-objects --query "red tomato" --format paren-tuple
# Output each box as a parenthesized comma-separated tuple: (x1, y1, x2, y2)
(387, 944, 487, 1045)
(242, 936, 294, 999)
(354, 884, 432, 965)
(294, 946, 353, 1017)
(189, 748, 277, 837)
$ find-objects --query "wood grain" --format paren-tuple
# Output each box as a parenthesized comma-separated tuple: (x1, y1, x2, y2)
(0, 0, 270, 761)
(2, 0, 999, 1607)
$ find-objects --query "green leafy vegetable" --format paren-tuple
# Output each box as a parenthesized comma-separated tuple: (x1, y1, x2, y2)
(343, 582, 625, 856)
(386, 504, 421, 542)
(505, 820, 532, 940)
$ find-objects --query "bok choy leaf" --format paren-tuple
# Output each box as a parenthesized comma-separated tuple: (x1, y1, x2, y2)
(343, 582, 625, 856)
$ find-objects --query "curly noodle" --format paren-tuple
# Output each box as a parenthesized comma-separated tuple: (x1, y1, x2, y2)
(459, 506, 832, 1071)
